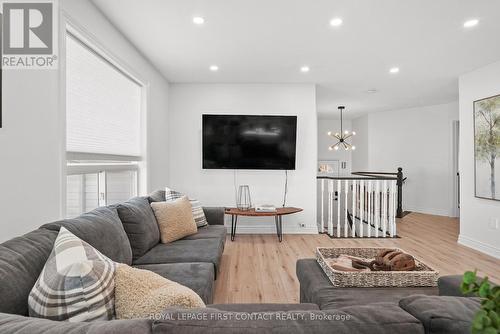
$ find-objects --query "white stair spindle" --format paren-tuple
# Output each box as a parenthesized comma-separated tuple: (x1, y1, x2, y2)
(328, 180, 334, 236)
(391, 180, 397, 237)
(375, 181, 380, 237)
(337, 180, 341, 238)
(321, 179, 325, 233)
(382, 180, 387, 237)
(360, 180, 364, 237)
(344, 180, 349, 238)
(352, 180, 357, 237)
(367, 181, 372, 238)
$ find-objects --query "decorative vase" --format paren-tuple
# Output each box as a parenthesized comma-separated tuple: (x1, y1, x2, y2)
(237, 185, 252, 210)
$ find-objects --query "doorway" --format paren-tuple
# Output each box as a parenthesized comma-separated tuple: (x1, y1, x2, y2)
(451, 120, 460, 218)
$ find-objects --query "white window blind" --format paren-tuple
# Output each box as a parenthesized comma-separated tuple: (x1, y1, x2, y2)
(66, 34, 142, 158)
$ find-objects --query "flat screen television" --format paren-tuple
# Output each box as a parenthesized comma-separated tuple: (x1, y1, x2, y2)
(202, 115, 297, 170)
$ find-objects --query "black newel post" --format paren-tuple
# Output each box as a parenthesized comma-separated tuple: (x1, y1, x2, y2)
(396, 167, 403, 218)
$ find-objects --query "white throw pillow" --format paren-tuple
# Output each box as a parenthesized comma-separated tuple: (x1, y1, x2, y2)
(28, 227, 116, 322)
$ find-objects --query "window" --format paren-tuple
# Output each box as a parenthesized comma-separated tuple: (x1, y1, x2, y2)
(65, 30, 143, 217)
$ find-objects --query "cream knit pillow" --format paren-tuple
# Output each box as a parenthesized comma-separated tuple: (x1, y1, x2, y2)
(114, 264, 205, 319)
(151, 196, 197, 243)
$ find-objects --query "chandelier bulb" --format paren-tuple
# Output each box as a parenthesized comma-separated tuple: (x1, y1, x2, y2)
(327, 131, 332, 136)
(334, 146, 339, 151)
(352, 131, 356, 136)
(328, 146, 333, 151)
(344, 130, 349, 135)
(352, 146, 356, 150)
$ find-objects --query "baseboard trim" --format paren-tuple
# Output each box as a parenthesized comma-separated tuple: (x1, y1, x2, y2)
(405, 207, 452, 217)
(224, 225, 318, 234)
(458, 234, 500, 259)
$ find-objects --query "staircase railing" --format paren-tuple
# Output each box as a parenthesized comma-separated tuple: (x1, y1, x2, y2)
(317, 168, 404, 238)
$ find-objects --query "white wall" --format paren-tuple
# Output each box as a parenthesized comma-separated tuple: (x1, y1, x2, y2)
(0, 0, 170, 242)
(317, 119, 352, 175)
(0, 70, 64, 242)
(168, 84, 318, 234)
(458, 60, 500, 259)
(351, 102, 459, 217)
(351, 116, 369, 171)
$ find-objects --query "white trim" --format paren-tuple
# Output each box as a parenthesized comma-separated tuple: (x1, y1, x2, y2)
(405, 206, 452, 217)
(67, 152, 141, 162)
(458, 234, 500, 259)
(67, 164, 139, 175)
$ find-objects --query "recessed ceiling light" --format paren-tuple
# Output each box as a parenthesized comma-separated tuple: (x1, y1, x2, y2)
(300, 66, 310, 73)
(366, 89, 378, 94)
(329, 17, 343, 27)
(209, 65, 219, 71)
(389, 67, 400, 74)
(193, 16, 205, 25)
(463, 19, 479, 28)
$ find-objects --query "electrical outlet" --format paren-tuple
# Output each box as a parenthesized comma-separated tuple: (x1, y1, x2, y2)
(299, 223, 306, 228)
(488, 218, 499, 230)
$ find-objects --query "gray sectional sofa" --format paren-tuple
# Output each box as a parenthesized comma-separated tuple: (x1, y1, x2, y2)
(0, 190, 486, 333)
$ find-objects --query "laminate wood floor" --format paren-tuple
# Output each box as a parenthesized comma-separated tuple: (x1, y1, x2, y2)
(213, 212, 500, 304)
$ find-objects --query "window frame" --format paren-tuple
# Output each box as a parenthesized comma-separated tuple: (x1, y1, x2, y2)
(63, 19, 149, 216)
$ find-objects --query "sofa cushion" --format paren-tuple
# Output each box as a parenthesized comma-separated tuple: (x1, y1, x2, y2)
(399, 295, 481, 334)
(0, 229, 58, 316)
(0, 313, 152, 334)
(29, 228, 116, 322)
(209, 303, 320, 312)
(438, 275, 482, 297)
(134, 238, 224, 276)
(148, 190, 166, 203)
(153, 302, 424, 334)
(135, 263, 215, 304)
(41, 206, 133, 265)
(117, 196, 160, 260)
(296, 259, 437, 309)
(181, 225, 226, 241)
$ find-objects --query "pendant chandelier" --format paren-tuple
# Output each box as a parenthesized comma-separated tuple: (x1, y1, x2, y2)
(328, 106, 356, 151)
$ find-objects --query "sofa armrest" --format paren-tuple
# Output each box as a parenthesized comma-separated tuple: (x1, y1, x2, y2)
(202, 207, 225, 225)
(438, 275, 466, 296)
(0, 312, 152, 334)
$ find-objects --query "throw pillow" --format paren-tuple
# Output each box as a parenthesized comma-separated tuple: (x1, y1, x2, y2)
(165, 187, 208, 228)
(151, 196, 198, 243)
(117, 196, 160, 261)
(28, 227, 115, 322)
(115, 264, 205, 319)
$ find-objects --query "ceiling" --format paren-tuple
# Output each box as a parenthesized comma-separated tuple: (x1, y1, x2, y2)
(92, 0, 500, 119)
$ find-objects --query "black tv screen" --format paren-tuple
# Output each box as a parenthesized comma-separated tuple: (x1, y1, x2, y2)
(202, 115, 297, 170)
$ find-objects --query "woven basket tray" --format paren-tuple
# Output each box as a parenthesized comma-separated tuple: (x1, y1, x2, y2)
(316, 247, 439, 288)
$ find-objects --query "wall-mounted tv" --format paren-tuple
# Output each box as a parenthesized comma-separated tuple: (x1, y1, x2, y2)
(202, 115, 297, 170)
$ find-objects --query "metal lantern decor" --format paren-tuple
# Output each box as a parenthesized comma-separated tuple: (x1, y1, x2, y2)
(237, 185, 252, 210)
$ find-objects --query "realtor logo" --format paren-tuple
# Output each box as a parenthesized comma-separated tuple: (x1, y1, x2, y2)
(1, 0, 58, 69)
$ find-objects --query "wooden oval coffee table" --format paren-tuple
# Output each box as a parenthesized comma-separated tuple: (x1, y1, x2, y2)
(225, 207, 303, 242)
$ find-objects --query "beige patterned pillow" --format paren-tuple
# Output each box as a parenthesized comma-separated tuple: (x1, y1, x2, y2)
(151, 196, 197, 243)
(115, 264, 205, 319)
